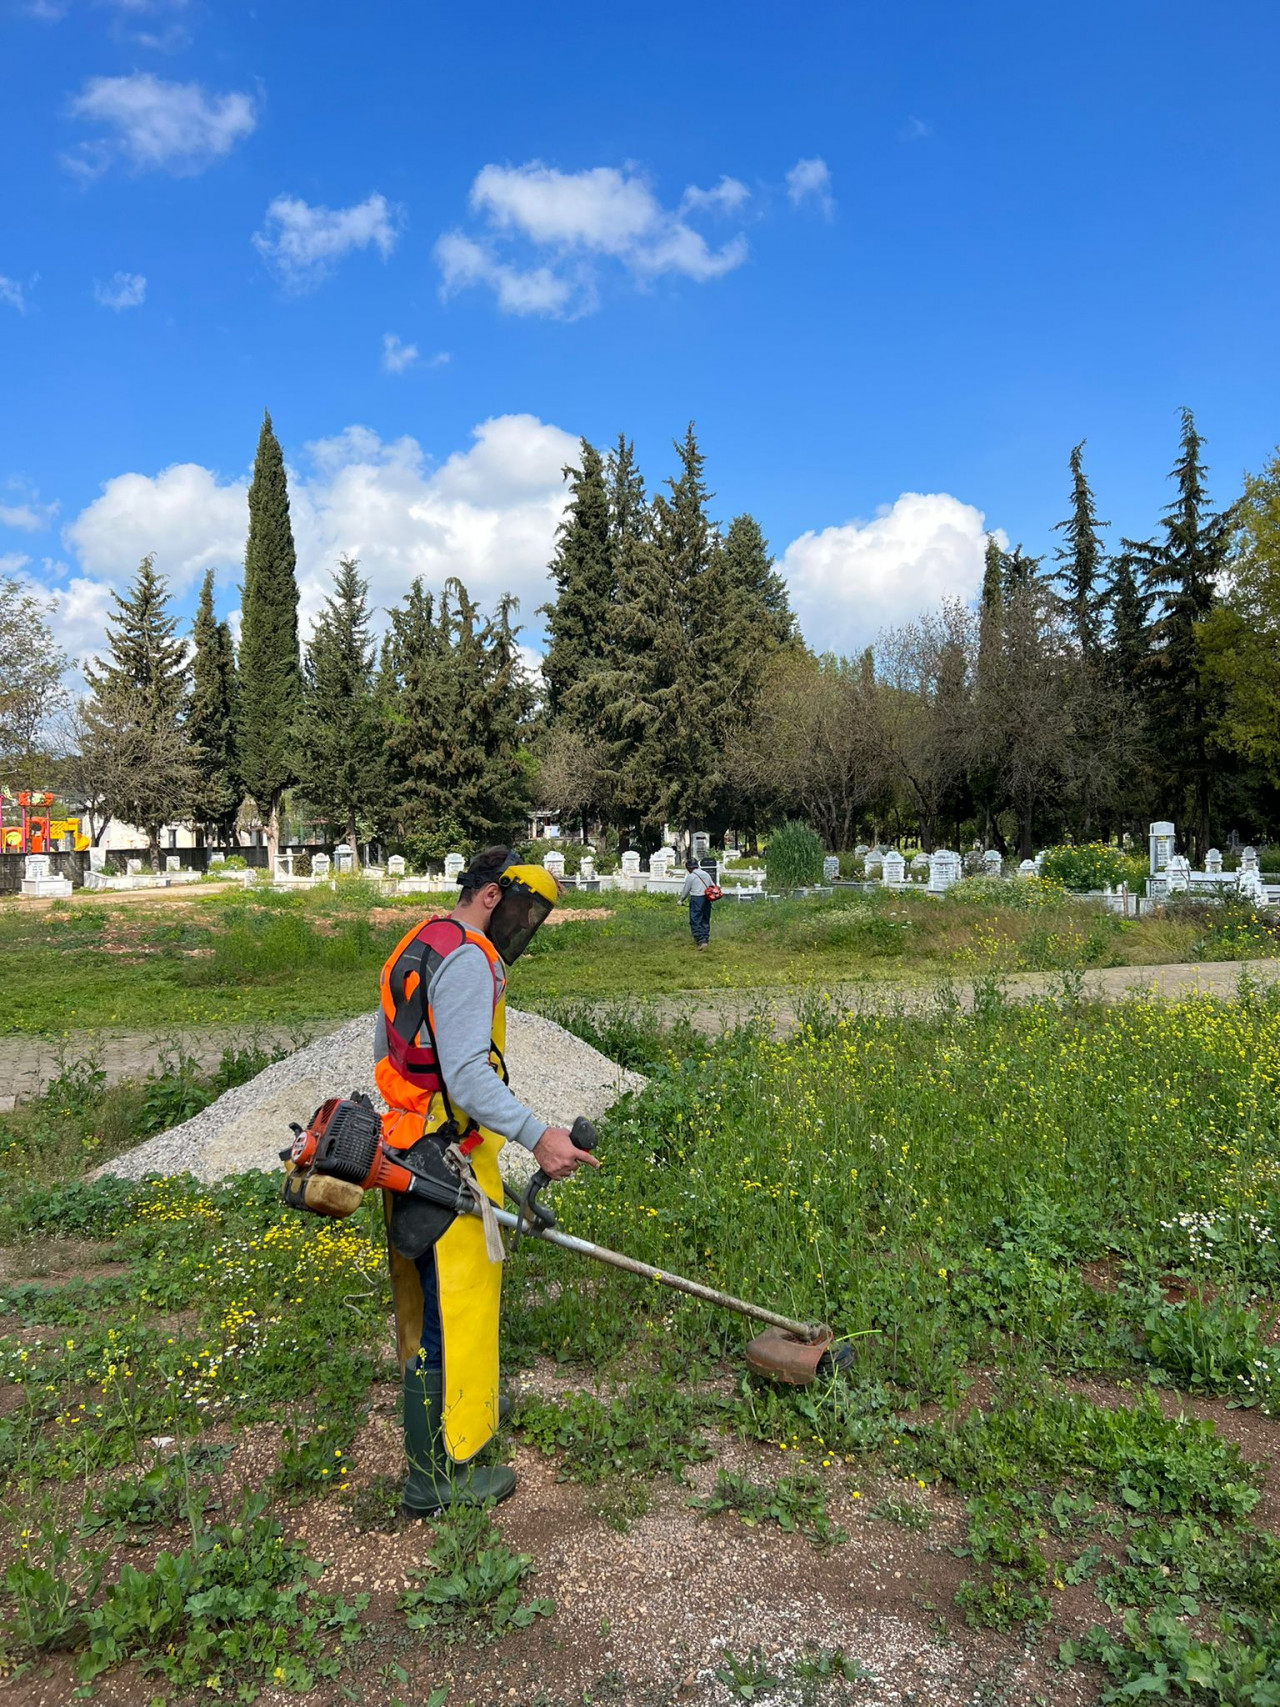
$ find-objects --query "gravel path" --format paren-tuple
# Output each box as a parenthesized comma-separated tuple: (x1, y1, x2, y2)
(98, 1009, 647, 1185)
(633, 955, 1280, 1035)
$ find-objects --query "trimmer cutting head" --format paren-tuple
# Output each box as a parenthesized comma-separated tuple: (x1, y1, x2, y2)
(743, 1324, 853, 1386)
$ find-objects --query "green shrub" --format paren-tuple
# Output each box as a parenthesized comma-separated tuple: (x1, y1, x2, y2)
(764, 821, 825, 889)
(1039, 843, 1147, 892)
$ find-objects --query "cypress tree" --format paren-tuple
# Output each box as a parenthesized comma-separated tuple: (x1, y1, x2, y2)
(238, 410, 301, 867)
(296, 557, 384, 854)
(1053, 441, 1107, 658)
(1140, 408, 1233, 857)
(187, 569, 241, 845)
(83, 555, 194, 869)
(540, 440, 614, 723)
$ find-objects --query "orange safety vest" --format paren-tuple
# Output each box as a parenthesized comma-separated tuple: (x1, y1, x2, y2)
(374, 916, 507, 1142)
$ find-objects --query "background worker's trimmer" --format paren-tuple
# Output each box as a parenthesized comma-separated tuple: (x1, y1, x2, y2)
(284, 1096, 851, 1386)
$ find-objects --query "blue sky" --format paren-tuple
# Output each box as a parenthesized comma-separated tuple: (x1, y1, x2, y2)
(2, 0, 1279, 667)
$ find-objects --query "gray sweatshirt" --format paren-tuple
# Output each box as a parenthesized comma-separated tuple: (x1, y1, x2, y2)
(678, 867, 714, 901)
(373, 941, 546, 1150)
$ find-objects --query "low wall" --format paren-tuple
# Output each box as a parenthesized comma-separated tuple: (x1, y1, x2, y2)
(0, 851, 90, 894)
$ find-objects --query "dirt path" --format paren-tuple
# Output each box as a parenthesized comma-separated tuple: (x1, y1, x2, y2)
(0, 1019, 346, 1105)
(3, 958, 1277, 1105)
(618, 955, 1280, 1036)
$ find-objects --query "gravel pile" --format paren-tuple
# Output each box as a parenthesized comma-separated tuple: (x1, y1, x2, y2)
(99, 1009, 647, 1186)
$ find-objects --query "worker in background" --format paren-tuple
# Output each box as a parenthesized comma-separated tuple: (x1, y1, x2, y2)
(680, 856, 715, 951)
(374, 846, 599, 1512)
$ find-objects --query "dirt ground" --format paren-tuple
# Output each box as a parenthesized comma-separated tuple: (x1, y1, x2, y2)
(8, 1268, 1280, 1707)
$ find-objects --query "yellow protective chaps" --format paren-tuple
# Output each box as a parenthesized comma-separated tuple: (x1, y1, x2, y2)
(383, 1009, 508, 1464)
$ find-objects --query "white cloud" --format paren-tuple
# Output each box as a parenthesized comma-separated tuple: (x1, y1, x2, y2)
(253, 193, 400, 289)
(786, 156, 835, 217)
(435, 232, 582, 317)
(902, 116, 931, 141)
(380, 333, 418, 373)
(58, 415, 580, 653)
(0, 552, 32, 575)
(0, 277, 29, 312)
(93, 270, 146, 310)
(65, 73, 256, 178)
(782, 493, 997, 655)
(437, 161, 750, 317)
(65, 462, 250, 593)
(0, 501, 57, 530)
(680, 176, 751, 215)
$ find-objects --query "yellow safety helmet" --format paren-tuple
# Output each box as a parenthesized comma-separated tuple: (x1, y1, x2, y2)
(487, 862, 560, 964)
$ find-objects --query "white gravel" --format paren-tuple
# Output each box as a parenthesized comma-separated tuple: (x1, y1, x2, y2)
(98, 1008, 646, 1186)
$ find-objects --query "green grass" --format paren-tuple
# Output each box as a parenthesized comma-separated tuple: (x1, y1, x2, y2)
(3, 986, 1280, 1693)
(3, 881, 1275, 1038)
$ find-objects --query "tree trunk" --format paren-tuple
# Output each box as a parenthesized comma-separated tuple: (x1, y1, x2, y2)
(266, 793, 281, 874)
(1019, 805, 1034, 861)
(147, 827, 160, 872)
(347, 815, 358, 861)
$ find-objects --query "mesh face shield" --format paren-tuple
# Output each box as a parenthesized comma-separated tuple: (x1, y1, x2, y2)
(486, 877, 554, 965)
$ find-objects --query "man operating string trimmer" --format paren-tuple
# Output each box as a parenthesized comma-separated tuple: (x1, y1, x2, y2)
(373, 847, 599, 1513)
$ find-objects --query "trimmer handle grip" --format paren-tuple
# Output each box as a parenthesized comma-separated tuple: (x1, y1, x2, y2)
(513, 1114, 599, 1249)
(569, 1115, 599, 1155)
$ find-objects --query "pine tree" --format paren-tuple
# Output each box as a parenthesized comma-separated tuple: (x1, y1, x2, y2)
(540, 441, 614, 723)
(238, 410, 301, 868)
(1139, 408, 1233, 857)
(187, 569, 241, 844)
(719, 514, 796, 650)
(382, 580, 448, 849)
(83, 555, 194, 868)
(296, 557, 384, 854)
(969, 535, 1007, 847)
(1053, 441, 1108, 657)
(382, 578, 532, 855)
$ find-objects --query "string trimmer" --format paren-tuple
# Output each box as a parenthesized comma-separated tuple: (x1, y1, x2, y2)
(283, 1096, 848, 1386)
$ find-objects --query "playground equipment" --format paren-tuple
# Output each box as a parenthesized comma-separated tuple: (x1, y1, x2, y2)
(0, 789, 88, 854)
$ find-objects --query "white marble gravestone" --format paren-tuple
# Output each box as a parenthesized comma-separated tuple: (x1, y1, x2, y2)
(928, 849, 962, 893)
(387, 855, 406, 879)
(444, 852, 466, 884)
(882, 850, 905, 886)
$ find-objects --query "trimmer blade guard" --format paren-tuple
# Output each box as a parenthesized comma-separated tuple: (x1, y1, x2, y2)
(743, 1324, 834, 1386)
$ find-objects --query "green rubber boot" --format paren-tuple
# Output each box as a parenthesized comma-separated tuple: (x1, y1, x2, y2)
(401, 1367, 516, 1515)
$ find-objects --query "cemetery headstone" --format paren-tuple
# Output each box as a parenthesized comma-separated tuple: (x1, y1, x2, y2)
(983, 849, 1003, 878)
(911, 851, 930, 875)
(864, 849, 884, 874)
(579, 856, 596, 882)
(333, 843, 354, 875)
(928, 849, 962, 893)
(1018, 858, 1037, 879)
(823, 855, 840, 883)
(126, 858, 143, 876)
(621, 851, 642, 878)
(276, 850, 294, 877)
(24, 854, 50, 883)
(542, 851, 566, 884)
(165, 855, 180, 873)
(387, 855, 406, 878)
(312, 852, 330, 879)
(1166, 853, 1191, 894)
(444, 851, 466, 884)
(1205, 848, 1223, 875)
(1241, 846, 1260, 875)
(855, 843, 870, 857)
(691, 831, 710, 859)
(209, 851, 225, 867)
(1149, 820, 1176, 875)
(882, 850, 905, 886)
(88, 846, 106, 873)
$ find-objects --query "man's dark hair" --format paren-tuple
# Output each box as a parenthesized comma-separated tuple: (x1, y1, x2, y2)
(459, 845, 514, 892)
(686, 857, 699, 871)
